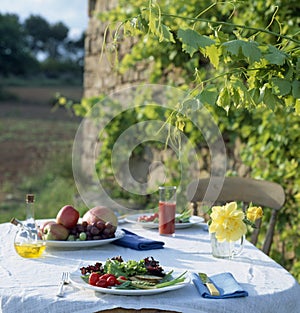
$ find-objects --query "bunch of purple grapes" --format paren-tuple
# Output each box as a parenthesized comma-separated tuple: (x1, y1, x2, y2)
(69, 220, 117, 241)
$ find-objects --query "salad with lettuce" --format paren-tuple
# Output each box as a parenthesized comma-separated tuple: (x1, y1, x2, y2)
(138, 209, 192, 224)
(80, 256, 187, 290)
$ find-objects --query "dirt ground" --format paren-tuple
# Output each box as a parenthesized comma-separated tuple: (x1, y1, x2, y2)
(0, 86, 83, 202)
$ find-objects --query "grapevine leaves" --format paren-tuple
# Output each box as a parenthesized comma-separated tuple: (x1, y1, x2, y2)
(178, 30, 263, 65)
(161, 24, 175, 43)
(264, 45, 288, 66)
(177, 28, 298, 111)
(292, 80, 300, 99)
(196, 86, 219, 107)
(222, 40, 262, 64)
(204, 45, 221, 68)
(103, 2, 298, 113)
(271, 78, 291, 96)
(177, 29, 215, 57)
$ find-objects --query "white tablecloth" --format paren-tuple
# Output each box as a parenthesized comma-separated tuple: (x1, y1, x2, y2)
(0, 220, 299, 313)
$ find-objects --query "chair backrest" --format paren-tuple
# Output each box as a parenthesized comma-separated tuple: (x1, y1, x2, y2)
(186, 176, 285, 255)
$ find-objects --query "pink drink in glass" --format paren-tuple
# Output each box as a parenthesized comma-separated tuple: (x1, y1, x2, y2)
(159, 201, 176, 235)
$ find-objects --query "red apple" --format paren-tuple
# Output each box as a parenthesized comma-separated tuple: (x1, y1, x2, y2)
(42, 223, 69, 241)
(56, 205, 80, 229)
(40, 220, 55, 233)
(38, 220, 55, 239)
(82, 206, 118, 227)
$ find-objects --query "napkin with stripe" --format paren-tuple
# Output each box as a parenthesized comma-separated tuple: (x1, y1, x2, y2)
(113, 229, 165, 250)
(191, 272, 248, 299)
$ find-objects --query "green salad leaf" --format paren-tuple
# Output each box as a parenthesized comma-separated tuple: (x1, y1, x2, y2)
(175, 209, 193, 223)
(104, 258, 147, 277)
(115, 270, 187, 290)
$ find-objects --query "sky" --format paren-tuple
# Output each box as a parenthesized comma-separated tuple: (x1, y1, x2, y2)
(0, 0, 89, 39)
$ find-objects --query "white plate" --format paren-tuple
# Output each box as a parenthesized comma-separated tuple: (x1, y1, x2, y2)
(44, 229, 124, 248)
(69, 270, 190, 295)
(125, 214, 204, 229)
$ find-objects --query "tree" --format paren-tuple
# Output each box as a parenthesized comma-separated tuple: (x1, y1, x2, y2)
(24, 15, 50, 56)
(24, 15, 70, 60)
(65, 32, 85, 66)
(47, 21, 69, 59)
(0, 13, 38, 76)
(0, 13, 83, 81)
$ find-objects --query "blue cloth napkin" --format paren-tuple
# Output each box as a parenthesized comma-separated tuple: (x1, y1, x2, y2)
(191, 272, 248, 299)
(113, 229, 165, 250)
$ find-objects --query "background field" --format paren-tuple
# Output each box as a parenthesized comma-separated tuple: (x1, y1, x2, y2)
(0, 85, 86, 223)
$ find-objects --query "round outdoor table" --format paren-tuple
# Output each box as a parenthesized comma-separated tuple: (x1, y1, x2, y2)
(0, 220, 299, 313)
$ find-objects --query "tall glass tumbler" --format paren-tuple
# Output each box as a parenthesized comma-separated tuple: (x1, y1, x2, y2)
(158, 186, 176, 236)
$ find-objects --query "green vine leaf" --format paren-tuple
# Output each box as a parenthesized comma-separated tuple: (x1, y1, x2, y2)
(295, 99, 300, 115)
(177, 28, 215, 57)
(204, 45, 220, 68)
(196, 86, 219, 106)
(124, 19, 144, 36)
(264, 45, 288, 66)
(161, 24, 175, 42)
(271, 78, 291, 96)
(292, 80, 300, 99)
(223, 40, 262, 64)
(216, 86, 231, 111)
(262, 88, 278, 110)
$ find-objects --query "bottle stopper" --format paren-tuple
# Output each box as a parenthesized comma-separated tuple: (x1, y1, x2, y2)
(26, 194, 35, 203)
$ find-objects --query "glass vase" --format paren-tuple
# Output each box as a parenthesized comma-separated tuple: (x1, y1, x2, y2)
(210, 232, 244, 259)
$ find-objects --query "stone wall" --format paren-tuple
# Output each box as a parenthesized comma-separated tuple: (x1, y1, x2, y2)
(81, 0, 154, 183)
(84, 0, 152, 98)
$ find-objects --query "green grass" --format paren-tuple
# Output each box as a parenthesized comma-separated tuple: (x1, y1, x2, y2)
(0, 86, 87, 223)
(0, 76, 82, 87)
(0, 150, 88, 224)
(0, 118, 76, 140)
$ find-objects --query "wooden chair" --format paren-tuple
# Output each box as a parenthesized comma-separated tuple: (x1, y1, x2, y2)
(186, 176, 285, 255)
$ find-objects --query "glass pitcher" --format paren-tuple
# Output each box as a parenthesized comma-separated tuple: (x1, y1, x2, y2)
(11, 217, 46, 258)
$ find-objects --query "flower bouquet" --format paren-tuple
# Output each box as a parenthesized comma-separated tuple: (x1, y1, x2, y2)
(208, 202, 263, 258)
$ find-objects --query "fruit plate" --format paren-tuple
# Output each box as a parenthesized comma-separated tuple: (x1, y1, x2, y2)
(44, 229, 125, 248)
(125, 214, 204, 229)
(69, 270, 190, 296)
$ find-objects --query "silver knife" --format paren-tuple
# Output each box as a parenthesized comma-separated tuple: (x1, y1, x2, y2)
(199, 273, 220, 296)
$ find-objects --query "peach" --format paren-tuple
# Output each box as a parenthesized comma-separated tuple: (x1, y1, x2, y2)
(82, 206, 118, 227)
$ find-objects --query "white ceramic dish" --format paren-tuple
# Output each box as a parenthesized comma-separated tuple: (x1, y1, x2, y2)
(125, 214, 204, 229)
(69, 270, 190, 295)
(44, 229, 124, 248)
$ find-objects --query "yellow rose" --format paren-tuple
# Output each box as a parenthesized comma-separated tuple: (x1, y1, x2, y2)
(209, 202, 247, 242)
(246, 206, 263, 222)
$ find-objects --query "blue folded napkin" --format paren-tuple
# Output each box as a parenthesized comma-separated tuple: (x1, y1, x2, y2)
(113, 229, 165, 250)
(191, 272, 248, 299)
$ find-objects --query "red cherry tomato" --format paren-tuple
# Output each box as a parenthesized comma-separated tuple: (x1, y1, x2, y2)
(96, 278, 108, 288)
(137, 215, 147, 222)
(89, 272, 100, 286)
(117, 276, 127, 284)
(101, 273, 113, 280)
(106, 276, 117, 286)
